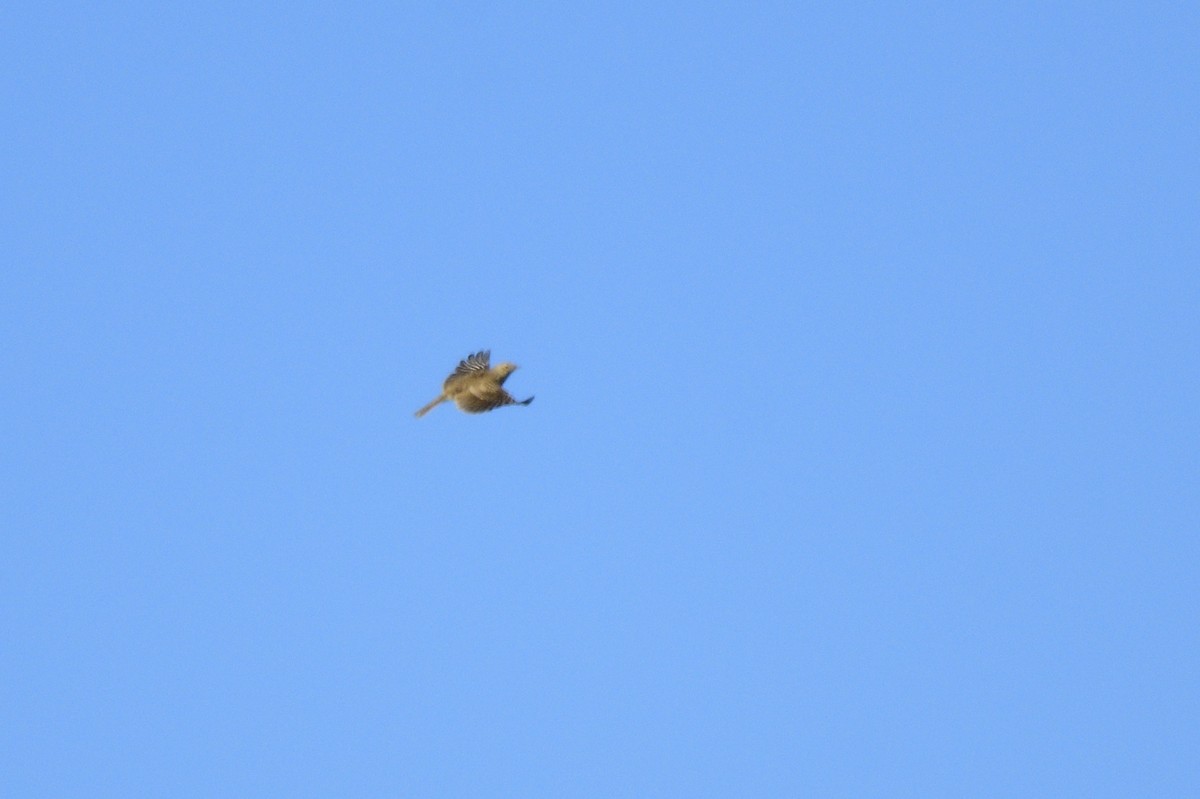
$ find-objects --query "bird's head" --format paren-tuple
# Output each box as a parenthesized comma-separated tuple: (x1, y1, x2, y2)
(493, 362, 518, 383)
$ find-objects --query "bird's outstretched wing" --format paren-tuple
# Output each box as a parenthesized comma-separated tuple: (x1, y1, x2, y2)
(450, 350, 490, 378)
(455, 385, 534, 414)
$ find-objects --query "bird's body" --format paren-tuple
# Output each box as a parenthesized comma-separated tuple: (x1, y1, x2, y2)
(414, 350, 534, 417)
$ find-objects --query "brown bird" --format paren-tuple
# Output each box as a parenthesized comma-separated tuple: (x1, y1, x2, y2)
(414, 350, 534, 418)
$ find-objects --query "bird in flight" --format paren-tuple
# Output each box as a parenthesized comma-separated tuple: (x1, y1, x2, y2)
(414, 350, 534, 418)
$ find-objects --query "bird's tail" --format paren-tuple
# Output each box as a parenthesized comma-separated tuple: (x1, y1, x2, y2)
(414, 396, 446, 418)
(518, 396, 534, 406)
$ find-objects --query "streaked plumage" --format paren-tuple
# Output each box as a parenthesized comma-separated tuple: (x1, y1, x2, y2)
(414, 350, 534, 418)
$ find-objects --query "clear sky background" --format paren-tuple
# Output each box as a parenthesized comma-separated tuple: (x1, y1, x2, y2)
(3, 2, 1197, 796)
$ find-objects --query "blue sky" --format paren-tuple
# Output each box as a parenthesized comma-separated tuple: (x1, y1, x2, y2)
(3, 2, 1197, 795)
